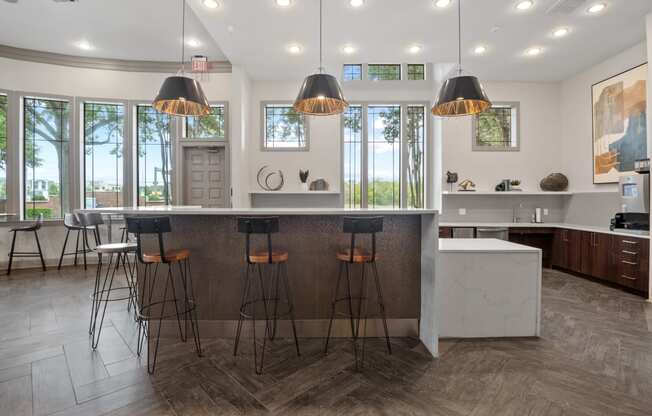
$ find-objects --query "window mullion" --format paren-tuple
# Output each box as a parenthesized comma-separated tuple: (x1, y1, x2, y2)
(361, 104, 368, 208)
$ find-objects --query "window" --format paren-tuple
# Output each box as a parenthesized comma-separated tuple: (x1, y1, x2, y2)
(262, 104, 308, 150)
(343, 103, 427, 209)
(185, 104, 225, 139)
(407, 64, 425, 80)
(343, 105, 362, 208)
(368, 64, 401, 81)
(0, 94, 6, 214)
(137, 105, 173, 206)
(83, 102, 125, 208)
(472, 102, 520, 151)
(343, 64, 363, 81)
(23, 97, 70, 219)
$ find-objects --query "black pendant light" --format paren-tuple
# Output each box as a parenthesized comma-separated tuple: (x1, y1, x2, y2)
(293, 0, 348, 116)
(153, 0, 211, 117)
(432, 0, 491, 117)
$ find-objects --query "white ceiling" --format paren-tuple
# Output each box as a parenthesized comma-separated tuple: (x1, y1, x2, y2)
(0, 0, 650, 82)
(0, 0, 226, 62)
(190, 0, 652, 82)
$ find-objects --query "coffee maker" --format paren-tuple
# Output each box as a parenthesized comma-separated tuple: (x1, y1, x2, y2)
(610, 170, 650, 231)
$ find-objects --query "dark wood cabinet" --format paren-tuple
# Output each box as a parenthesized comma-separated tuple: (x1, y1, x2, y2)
(580, 232, 612, 281)
(508, 228, 554, 268)
(552, 229, 581, 273)
(439, 227, 452, 239)
(613, 236, 649, 293)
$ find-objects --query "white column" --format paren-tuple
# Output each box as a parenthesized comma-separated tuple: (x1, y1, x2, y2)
(229, 66, 252, 208)
(646, 14, 652, 300)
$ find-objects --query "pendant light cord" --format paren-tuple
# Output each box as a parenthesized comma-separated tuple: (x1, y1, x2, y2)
(181, 0, 186, 73)
(319, 0, 323, 73)
(457, 0, 462, 74)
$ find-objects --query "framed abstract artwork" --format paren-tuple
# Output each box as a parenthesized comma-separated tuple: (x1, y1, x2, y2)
(592, 63, 648, 184)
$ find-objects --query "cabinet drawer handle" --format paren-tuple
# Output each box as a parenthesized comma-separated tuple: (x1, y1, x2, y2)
(621, 260, 638, 265)
(621, 250, 638, 255)
(621, 274, 638, 280)
(622, 240, 639, 245)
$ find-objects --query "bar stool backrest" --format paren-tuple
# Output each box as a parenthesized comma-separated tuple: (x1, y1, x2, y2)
(342, 216, 383, 263)
(63, 213, 80, 229)
(237, 216, 279, 264)
(125, 216, 172, 264)
(33, 213, 44, 230)
(77, 212, 104, 245)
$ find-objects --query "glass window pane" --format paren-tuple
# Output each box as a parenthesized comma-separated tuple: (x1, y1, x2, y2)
(186, 105, 225, 139)
(84, 102, 124, 208)
(0, 94, 6, 214)
(474, 104, 518, 150)
(263, 105, 307, 149)
(343, 64, 362, 81)
(368, 64, 401, 81)
(406, 106, 425, 208)
(137, 105, 172, 206)
(407, 64, 425, 80)
(23, 97, 70, 220)
(367, 105, 400, 208)
(343, 105, 362, 208)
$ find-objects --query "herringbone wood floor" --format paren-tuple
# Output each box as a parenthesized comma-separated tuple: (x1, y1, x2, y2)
(1, 266, 651, 415)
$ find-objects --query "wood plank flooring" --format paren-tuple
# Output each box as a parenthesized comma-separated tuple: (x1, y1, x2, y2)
(0, 266, 651, 415)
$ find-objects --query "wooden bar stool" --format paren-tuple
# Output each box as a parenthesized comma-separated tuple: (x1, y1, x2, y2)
(324, 216, 391, 369)
(78, 212, 138, 349)
(126, 216, 202, 374)
(57, 213, 95, 270)
(234, 216, 300, 375)
(7, 214, 46, 275)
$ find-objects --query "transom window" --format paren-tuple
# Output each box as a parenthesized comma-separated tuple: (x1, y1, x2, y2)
(472, 102, 520, 151)
(0, 94, 6, 215)
(368, 64, 401, 81)
(262, 104, 308, 150)
(23, 97, 70, 220)
(83, 102, 125, 208)
(343, 103, 427, 209)
(343, 64, 363, 81)
(407, 64, 425, 80)
(185, 104, 225, 139)
(136, 105, 173, 206)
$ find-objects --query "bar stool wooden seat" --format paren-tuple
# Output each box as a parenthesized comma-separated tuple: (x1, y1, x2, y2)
(7, 214, 46, 275)
(234, 216, 300, 374)
(126, 216, 202, 374)
(78, 212, 138, 349)
(325, 216, 391, 369)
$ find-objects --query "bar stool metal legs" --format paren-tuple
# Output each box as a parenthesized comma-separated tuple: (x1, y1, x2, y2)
(7, 214, 46, 275)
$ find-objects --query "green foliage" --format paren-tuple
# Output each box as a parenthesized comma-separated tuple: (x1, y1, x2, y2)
(48, 181, 60, 196)
(476, 107, 512, 147)
(266, 106, 305, 145)
(187, 107, 225, 139)
(26, 208, 52, 219)
(137, 107, 172, 205)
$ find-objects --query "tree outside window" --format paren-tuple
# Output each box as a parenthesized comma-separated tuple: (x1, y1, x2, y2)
(137, 105, 172, 206)
(473, 102, 520, 151)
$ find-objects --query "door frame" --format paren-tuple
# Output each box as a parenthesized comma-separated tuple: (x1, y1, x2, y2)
(177, 143, 231, 208)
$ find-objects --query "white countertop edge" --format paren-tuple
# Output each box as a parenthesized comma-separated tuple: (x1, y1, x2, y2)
(439, 222, 650, 239)
(439, 238, 542, 253)
(78, 206, 438, 216)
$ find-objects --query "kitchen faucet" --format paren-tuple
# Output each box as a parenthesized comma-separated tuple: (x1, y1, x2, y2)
(513, 203, 524, 223)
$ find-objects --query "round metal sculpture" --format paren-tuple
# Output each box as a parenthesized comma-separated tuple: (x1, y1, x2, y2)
(257, 166, 285, 191)
(540, 173, 569, 192)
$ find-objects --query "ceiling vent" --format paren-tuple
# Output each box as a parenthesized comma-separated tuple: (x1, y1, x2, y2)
(546, 0, 586, 14)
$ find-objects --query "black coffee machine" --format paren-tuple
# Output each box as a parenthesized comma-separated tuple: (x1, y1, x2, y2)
(610, 212, 649, 231)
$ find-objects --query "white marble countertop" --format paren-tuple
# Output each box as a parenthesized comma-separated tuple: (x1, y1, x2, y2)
(439, 221, 650, 239)
(439, 238, 542, 253)
(78, 206, 438, 216)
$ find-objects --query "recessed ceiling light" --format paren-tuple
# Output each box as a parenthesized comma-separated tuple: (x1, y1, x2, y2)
(552, 27, 569, 38)
(276, 0, 292, 7)
(434, 0, 451, 8)
(587, 2, 606, 14)
(350, 0, 364, 7)
(408, 44, 422, 54)
(342, 44, 357, 55)
(187, 39, 201, 48)
(286, 43, 303, 55)
(75, 40, 93, 51)
(473, 45, 487, 55)
(525, 47, 543, 56)
(515, 0, 533, 10)
(202, 0, 221, 9)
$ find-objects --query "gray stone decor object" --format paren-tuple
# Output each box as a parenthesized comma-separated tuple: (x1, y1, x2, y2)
(540, 173, 569, 192)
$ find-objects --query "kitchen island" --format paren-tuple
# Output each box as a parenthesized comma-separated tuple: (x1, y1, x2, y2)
(80, 206, 440, 357)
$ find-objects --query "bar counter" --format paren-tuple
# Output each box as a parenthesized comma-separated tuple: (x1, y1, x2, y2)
(79, 206, 439, 357)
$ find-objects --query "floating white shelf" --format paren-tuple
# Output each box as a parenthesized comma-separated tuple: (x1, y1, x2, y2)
(443, 191, 573, 196)
(249, 190, 341, 195)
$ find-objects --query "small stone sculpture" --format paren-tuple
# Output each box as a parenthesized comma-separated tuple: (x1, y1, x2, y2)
(446, 171, 459, 192)
(458, 179, 476, 191)
(540, 173, 569, 192)
(309, 179, 329, 191)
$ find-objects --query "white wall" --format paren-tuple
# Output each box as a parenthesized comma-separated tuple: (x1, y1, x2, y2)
(560, 42, 647, 192)
(441, 81, 562, 192)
